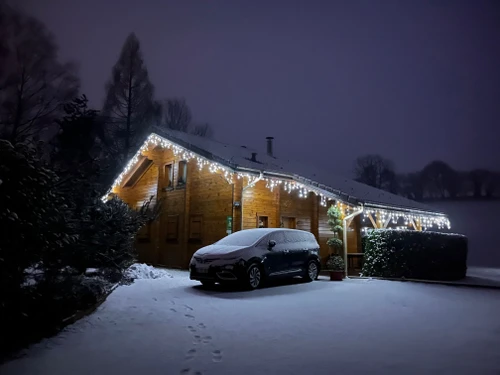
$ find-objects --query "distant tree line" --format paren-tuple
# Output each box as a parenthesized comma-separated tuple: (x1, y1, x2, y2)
(353, 154, 500, 201)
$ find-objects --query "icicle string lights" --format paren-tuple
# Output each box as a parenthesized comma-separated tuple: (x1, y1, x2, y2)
(361, 209, 451, 231)
(103, 133, 450, 231)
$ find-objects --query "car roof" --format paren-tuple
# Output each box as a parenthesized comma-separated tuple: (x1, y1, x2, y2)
(239, 228, 312, 235)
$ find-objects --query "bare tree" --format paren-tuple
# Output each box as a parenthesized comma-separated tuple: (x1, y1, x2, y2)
(397, 172, 425, 200)
(0, 4, 79, 142)
(354, 154, 396, 191)
(190, 123, 214, 138)
(469, 169, 492, 198)
(103, 33, 156, 161)
(420, 160, 459, 199)
(161, 98, 192, 132)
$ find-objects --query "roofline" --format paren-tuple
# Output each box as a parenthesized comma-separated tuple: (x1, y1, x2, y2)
(363, 202, 446, 216)
(108, 132, 446, 216)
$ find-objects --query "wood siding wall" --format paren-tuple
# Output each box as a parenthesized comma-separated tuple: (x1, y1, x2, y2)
(186, 162, 234, 266)
(114, 162, 159, 209)
(242, 180, 279, 229)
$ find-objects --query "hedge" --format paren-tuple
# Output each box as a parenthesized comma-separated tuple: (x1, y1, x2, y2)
(361, 229, 468, 281)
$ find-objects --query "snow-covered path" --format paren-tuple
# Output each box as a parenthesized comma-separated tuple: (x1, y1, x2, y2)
(2, 270, 500, 375)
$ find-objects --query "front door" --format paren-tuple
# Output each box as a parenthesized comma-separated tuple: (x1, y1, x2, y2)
(262, 231, 288, 276)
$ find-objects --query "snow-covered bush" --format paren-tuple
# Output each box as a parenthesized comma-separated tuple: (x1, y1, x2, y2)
(361, 229, 468, 281)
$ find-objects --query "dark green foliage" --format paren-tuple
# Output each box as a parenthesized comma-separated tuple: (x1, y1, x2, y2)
(0, 134, 159, 359)
(327, 237, 343, 251)
(0, 140, 76, 292)
(53, 94, 105, 171)
(0, 140, 77, 358)
(325, 254, 345, 271)
(326, 205, 343, 253)
(361, 229, 468, 281)
(68, 196, 160, 274)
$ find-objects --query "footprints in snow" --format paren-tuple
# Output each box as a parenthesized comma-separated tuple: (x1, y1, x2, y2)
(171, 299, 222, 374)
(202, 336, 212, 344)
(180, 369, 202, 375)
(212, 349, 223, 362)
(185, 348, 197, 360)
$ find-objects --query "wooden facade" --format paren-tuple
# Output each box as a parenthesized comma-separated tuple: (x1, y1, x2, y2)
(112, 145, 362, 269)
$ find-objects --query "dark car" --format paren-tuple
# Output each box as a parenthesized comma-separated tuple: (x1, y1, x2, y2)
(189, 228, 321, 289)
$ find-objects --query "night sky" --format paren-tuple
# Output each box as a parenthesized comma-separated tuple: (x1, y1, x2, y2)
(17, 0, 500, 177)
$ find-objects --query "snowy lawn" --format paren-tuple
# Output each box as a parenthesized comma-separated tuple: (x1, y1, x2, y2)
(2, 270, 500, 375)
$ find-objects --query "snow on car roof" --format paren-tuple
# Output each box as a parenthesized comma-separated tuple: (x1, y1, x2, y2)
(150, 127, 443, 215)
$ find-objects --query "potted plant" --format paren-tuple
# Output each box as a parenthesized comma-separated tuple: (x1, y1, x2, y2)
(324, 204, 345, 280)
(325, 254, 345, 281)
(326, 205, 344, 255)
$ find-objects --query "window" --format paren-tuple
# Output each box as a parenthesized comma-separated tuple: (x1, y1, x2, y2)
(177, 160, 187, 186)
(165, 163, 173, 188)
(137, 221, 152, 242)
(267, 231, 285, 247)
(282, 216, 296, 229)
(256, 231, 285, 248)
(257, 216, 268, 228)
(189, 214, 203, 241)
(166, 215, 178, 241)
(283, 231, 312, 243)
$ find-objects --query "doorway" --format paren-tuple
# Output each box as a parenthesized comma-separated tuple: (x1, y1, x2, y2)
(282, 216, 296, 229)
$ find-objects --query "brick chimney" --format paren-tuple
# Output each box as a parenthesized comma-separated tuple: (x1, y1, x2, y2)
(266, 136, 274, 157)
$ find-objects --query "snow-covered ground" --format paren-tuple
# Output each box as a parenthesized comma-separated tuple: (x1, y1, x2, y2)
(430, 200, 500, 268)
(2, 271, 500, 375)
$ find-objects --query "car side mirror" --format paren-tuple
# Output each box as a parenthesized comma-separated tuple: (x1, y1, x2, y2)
(268, 240, 276, 249)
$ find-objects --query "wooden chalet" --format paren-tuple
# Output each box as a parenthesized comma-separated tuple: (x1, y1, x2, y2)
(107, 128, 451, 275)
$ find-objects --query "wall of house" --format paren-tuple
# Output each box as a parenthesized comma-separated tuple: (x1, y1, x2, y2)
(279, 188, 313, 231)
(152, 147, 186, 268)
(186, 162, 234, 267)
(242, 180, 279, 229)
(346, 215, 361, 254)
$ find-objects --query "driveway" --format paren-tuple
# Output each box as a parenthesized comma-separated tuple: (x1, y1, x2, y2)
(2, 270, 500, 375)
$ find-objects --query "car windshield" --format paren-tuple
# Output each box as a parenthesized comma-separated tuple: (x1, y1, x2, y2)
(216, 230, 266, 246)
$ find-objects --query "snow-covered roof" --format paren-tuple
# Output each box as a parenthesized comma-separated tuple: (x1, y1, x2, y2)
(147, 127, 444, 215)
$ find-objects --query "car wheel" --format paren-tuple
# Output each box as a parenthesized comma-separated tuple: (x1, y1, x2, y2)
(246, 264, 262, 290)
(304, 260, 319, 282)
(200, 280, 215, 287)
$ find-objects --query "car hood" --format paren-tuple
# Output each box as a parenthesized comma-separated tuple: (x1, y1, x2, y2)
(194, 244, 248, 257)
